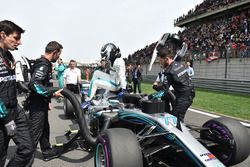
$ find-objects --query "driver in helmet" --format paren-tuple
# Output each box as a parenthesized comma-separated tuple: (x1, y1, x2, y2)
(87, 43, 127, 102)
(151, 33, 195, 122)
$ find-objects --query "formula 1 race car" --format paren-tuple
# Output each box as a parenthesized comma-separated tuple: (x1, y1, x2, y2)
(57, 33, 250, 166)
(59, 89, 250, 167)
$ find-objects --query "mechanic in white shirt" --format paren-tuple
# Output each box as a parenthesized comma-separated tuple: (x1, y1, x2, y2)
(186, 62, 194, 79)
(63, 59, 81, 93)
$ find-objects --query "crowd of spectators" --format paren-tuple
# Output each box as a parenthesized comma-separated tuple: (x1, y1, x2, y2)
(127, 43, 156, 65)
(174, 0, 244, 24)
(179, 9, 250, 60)
(127, 4, 250, 65)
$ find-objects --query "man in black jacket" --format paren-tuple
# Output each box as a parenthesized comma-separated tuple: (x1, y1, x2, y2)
(132, 62, 143, 93)
(28, 41, 63, 161)
(0, 20, 35, 167)
(150, 33, 194, 122)
(157, 47, 195, 122)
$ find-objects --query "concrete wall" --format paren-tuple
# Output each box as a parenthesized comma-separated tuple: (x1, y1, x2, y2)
(193, 58, 250, 80)
(141, 58, 250, 81)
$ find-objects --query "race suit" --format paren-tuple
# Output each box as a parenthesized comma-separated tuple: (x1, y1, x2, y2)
(0, 49, 34, 167)
(28, 57, 54, 157)
(54, 63, 65, 88)
(88, 57, 127, 99)
(162, 61, 195, 122)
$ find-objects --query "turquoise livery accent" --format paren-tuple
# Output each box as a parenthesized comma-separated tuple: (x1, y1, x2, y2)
(0, 100, 8, 119)
(152, 90, 165, 99)
(34, 84, 50, 97)
(118, 112, 205, 166)
(165, 115, 177, 126)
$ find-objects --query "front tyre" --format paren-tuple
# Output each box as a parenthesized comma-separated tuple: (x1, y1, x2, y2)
(95, 128, 143, 167)
(201, 117, 250, 166)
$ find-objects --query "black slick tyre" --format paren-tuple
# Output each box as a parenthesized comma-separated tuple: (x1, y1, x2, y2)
(95, 128, 143, 167)
(201, 117, 250, 166)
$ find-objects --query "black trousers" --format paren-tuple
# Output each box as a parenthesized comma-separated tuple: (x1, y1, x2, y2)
(172, 93, 193, 122)
(0, 105, 35, 167)
(133, 79, 141, 93)
(29, 107, 51, 153)
(66, 84, 79, 94)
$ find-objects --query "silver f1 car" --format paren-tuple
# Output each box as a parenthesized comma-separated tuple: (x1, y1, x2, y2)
(16, 52, 250, 166)
(58, 88, 250, 167)
(57, 33, 250, 166)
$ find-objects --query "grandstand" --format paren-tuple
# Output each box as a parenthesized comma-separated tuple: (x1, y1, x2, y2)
(127, 0, 250, 93)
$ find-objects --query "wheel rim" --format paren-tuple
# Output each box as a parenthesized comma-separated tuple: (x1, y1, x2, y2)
(95, 143, 107, 167)
(202, 122, 234, 164)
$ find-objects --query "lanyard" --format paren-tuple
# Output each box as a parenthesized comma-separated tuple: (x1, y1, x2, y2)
(0, 48, 15, 70)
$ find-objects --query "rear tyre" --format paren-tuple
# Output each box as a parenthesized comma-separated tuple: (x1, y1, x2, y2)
(201, 117, 250, 166)
(95, 128, 143, 167)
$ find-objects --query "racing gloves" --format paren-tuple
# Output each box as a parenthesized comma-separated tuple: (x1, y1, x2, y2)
(152, 84, 163, 92)
(0, 100, 17, 136)
(118, 89, 126, 98)
(5, 120, 16, 136)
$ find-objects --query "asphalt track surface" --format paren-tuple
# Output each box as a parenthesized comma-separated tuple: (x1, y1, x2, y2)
(5, 96, 250, 167)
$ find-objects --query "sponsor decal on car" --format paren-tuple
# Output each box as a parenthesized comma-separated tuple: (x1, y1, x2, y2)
(165, 115, 177, 126)
(200, 153, 217, 162)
